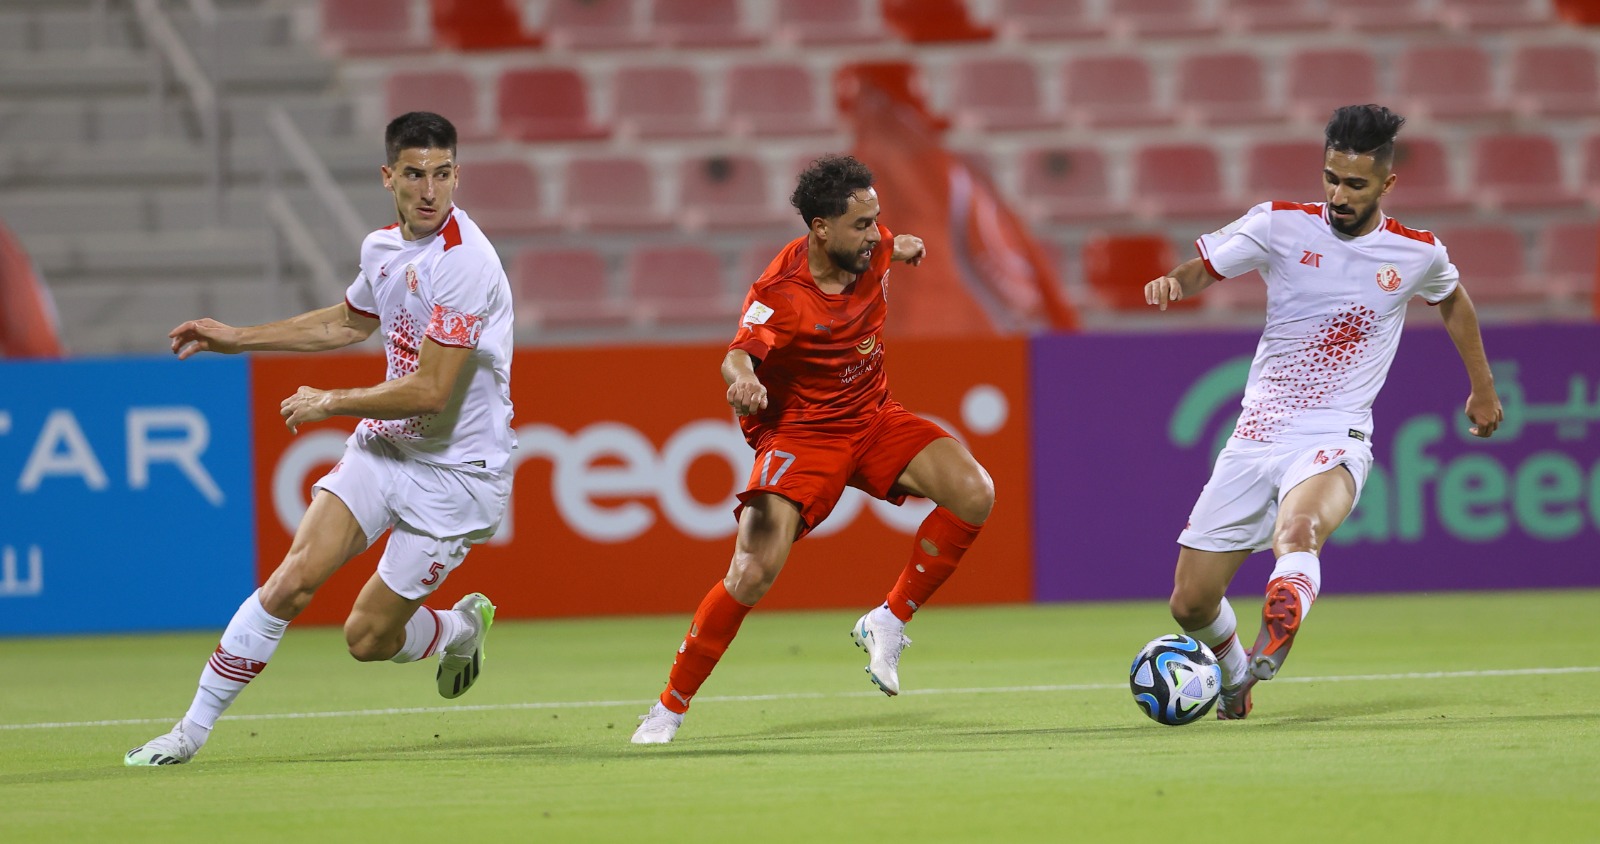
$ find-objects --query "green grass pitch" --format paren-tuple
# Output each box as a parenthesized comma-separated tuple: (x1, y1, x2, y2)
(3, 590, 1597, 843)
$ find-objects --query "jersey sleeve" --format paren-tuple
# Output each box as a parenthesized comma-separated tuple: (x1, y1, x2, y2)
(344, 270, 378, 319)
(1416, 239, 1461, 305)
(423, 249, 496, 349)
(729, 287, 798, 364)
(1195, 203, 1272, 280)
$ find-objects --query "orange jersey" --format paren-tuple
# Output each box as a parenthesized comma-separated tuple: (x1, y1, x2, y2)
(730, 224, 895, 440)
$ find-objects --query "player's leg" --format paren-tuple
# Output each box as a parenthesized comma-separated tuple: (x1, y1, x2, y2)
(633, 494, 804, 744)
(1249, 464, 1358, 681)
(1170, 546, 1254, 718)
(125, 490, 369, 766)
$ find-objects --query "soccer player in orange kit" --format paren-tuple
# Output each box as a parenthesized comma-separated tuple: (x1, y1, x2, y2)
(631, 155, 996, 744)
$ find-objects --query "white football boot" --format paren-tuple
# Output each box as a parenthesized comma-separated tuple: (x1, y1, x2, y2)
(124, 721, 202, 766)
(437, 592, 495, 699)
(851, 604, 912, 696)
(631, 702, 685, 745)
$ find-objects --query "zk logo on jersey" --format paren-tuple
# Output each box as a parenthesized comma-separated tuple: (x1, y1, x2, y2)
(1375, 263, 1402, 293)
(741, 301, 774, 327)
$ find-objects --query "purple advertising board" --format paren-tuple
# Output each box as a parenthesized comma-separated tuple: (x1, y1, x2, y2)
(1031, 323, 1600, 601)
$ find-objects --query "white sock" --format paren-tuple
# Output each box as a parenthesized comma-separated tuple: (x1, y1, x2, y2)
(1270, 550, 1322, 616)
(1184, 597, 1249, 688)
(183, 590, 289, 737)
(870, 602, 906, 631)
(389, 606, 471, 663)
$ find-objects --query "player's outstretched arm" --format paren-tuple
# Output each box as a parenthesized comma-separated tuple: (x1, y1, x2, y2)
(891, 234, 925, 266)
(722, 349, 768, 417)
(169, 303, 378, 359)
(1436, 285, 1503, 437)
(1143, 258, 1216, 311)
(279, 338, 470, 433)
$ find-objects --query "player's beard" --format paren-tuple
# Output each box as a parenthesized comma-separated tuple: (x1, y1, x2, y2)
(827, 242, 872, 274)
(1329, 203, 1378, 237)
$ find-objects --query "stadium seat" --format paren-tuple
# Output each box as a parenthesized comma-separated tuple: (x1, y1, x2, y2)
(1016, 145, 1122, 223)
(542, 0, 647, 49)
(1080, 233, 1194, 310)
(725, 63, 833, 137)
(1437, 225, 1532, 303)
(508, 247, 633, 328)
(1396, 44, 1508, 121)
(611, 64, 717, 139)
(385, 70, 491, 142)
(1131, 143, 1224, 220)
(677, 155, 787, 231)
(1535, 221, 1598, 300)
(1286, 48, 1380, 124)
(1329, 0, 1438, 31)
(561, 156, 671, 232)
(647, 0, 762, 47)
(1437, 0, 1551, 30)
(881, 0, 994, 42)
(948, 58, 1056, 132)
(1106, 0, 1219, 38)
(1243, 141, 1326, 206)
(1510, 44, 1600, 118)
(1175, 51, 1279, 126)
(1471, 133, 1583, 211)
(737, 238, 802, 288)
(624, 245, 738, 325)
(1062, 54, 1172, 128)
(429, 0, 541, 50)
(992, 0, 1107, 41)
(774, 0, 886, 45)
(495, 67, 608, 142)
(1219, 0, 1326, 32)
(320, 0, 430, 54)
(1384, 137, 1471, 214)
(453, 159, 552, 235)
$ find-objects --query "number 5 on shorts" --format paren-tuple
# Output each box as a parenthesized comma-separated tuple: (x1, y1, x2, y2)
(420, 562, 445, 587)
(759, 450, 796, 486)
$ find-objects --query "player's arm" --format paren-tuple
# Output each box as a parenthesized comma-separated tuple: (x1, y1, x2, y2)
(1435, 285, 1503, 437)
(1144, 258, 1218, 311)
(722, 349, 768, 417)
(891, 234, 925, 266)
(279, 338, 470, 433)
(169, 303, 378, 359)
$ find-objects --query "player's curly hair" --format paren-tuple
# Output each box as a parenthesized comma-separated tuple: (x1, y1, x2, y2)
(1324, 104, 1405, 171)
(791, 155, 875, 225)
(385, 112, 457, 164)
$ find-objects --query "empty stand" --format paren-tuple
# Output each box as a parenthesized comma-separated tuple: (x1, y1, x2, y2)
(1472, 133, 1583, 211)
(1062, 54, 1171, 128)
(1396, 44, 1508, 121)
(495, 67, 608, 142)
(453, 159, 551, 235)
(1331, 0, 1439, 31)
(1535, 221, 1599, 299)
(610, 65, 717, 139)
(949, 58, 1055, 131)
(1175, 51, 1279, 126)
(1220, 0, 1326, 32)
(774, 0, 886, 45)
(725, 63, 833, 137)
(429, 0, 541, 50)
(1132, 143, 1225, 220)
(1438, 0, 1551, 30)
(647, 0, 761, 48)
(385, 69, 491, 141)
(1510, 44, 1600, 117)
(562, 156, 671, 232)
(993, 0, 1107, 41)
(1107, 0, 1218, 38)
(678, 155, 786, 231)
(1286, 48, 1380, 123)
(321, 0, 430, 54)
(509, 247, 632, 328)
(541, 0, 647, 49)
(1017, 146, 1121, 223)
(1080, 233, 1193, 310)
(1438, 224, 1531, 302)
(1385, 137, 1471, 214)
(1243, 141, 1326, 205)
(624, 245, 737, 325)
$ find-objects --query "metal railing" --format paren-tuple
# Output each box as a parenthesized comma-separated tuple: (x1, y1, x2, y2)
(129, 0, 225, 222)
(264, 106, 369, 308)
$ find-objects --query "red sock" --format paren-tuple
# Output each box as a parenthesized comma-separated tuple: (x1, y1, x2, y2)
(885, 507, 982, 622)
(659, 582, 754, 714)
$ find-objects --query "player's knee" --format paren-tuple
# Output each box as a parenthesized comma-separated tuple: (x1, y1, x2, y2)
(1168, 589, 1215, 630)
(947, 466, 995, 525)
(724, 554, 779, 604)
(258, 568, 316, 620)
(1273, 514, 1319, 554)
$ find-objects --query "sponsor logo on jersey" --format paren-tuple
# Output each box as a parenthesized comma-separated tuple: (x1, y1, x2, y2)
(1376, 263, 1402, 292)
(406, 264, 420, 294)
(1348, 429, 1367, 441)
(428, 304, 484, 347)
(855, 334, 878, 356)
(742, 301, 774, 326)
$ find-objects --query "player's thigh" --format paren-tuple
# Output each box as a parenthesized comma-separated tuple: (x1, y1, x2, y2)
(739, 432, 853, 537)
(1272, 441, 1371, 549)
(891, 437, 993, 520)
(264, 490, 372, 602)
(723, 493, 804, 600)
(348, 525, 482, 637)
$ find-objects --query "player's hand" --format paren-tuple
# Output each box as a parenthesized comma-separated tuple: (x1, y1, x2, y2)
(169, 318, 243, 359)
(1144, 275, 1184, 311)
(280, 386, 335, 433)
(892, 234, 925, 266)
(727, 376, 768, 417)
(1464, 389, 1503, 438)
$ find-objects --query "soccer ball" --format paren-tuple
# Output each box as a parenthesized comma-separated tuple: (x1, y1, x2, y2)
(1129, 634, 1222, 726)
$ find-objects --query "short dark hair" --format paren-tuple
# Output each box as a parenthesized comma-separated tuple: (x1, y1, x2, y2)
(790, 154, 875, 225)
(1324, 104, 1405, 171)
(385, 112, 457, 164)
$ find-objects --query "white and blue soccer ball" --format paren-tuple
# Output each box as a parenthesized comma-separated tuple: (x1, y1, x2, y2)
(1130, 634, 1222, 726)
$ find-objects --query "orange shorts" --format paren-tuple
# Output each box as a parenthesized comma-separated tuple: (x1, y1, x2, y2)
(734, 400, 952, 537)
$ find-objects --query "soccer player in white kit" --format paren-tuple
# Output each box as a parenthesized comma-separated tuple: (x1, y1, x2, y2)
(126, 113, 516, 764)
(1144, 105, 1503, 719)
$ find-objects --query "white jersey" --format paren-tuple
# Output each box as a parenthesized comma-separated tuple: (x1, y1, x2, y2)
(345, 206, 515, 472)
(1196, 201, 1459, 443)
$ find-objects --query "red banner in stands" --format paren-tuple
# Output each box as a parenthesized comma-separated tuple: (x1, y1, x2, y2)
(252, 340, 1033, 623)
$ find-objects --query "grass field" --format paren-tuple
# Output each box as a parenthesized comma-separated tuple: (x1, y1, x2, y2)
(4, 590, 1598, 843)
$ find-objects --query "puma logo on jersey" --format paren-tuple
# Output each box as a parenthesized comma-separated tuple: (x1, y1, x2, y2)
(1300, 250, 1322, 267)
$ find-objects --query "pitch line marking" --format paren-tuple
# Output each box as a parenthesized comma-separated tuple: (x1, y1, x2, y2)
(4, 665, 1597, 732)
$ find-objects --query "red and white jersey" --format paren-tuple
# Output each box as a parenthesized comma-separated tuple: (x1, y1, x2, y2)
(1196, 201, 1459, 443)
(345, 206, 515, 471)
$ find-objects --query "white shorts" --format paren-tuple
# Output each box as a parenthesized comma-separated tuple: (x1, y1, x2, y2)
(1177, 435, 1374, 554)
(313, 429, 511, 600)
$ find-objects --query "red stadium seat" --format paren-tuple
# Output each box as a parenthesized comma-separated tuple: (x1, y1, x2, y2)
(542, 0, 647, 49)
(993, 0, 1107, 41)
(1396, 44, 1508, 121)
(1220, 0, 1326, 32)
(624, 246, 737, 325)
(647, 0, 761, 47)
(881, 0, 994, 42)
(678, 155, 787, 231)
(1385, 137, 1471, 214)
(1131, 143, 1224, 220)
(321, 0, 430, 54)
(1107, 0, 1218, 38)
(495, 67, 608, 142)
(1510, 44, 1600, 118)
(1438, 0, 1550, 30)
(1471, 133, 1583, 211)
(1081, 233, 1194, 311)
(1175, 52, 1279, 126)
(1017, 145, 1122, 223)
(1062, 54, 1172, 128)
(611, 65, 717, 139)
(737, 238, 802, 289)
(1243, 141, 1326, 206)
(1437, 225, 1533, 303)
(725, 63, 833, 137)
(1286, 48, 1379, 124)
(453, 159, 552, 236)
(562, 156, 671, 232)
(1535, 221, 1598, 300)
(508, 247, 633, 328)
(1330, 0, 1438, 31)
(429, 0, 540, 50)
(385, 70, 491, 142)
(948, 58, 1056, 131)
(774, 0, 886, 45)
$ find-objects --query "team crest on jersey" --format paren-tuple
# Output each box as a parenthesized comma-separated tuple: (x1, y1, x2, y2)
(742, 301, 774, 327)
(855, 334, 878, 356)
(1376, 263, 1402, 292)
(405, 264, 420, 294)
